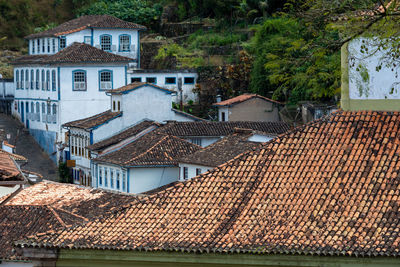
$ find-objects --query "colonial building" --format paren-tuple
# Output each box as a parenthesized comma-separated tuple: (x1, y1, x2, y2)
(213, 93, 283, 122)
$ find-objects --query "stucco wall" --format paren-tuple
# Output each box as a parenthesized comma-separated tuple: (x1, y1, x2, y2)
(178, 163, 213, 180)
(129, 167, 178, 194)
(226, 98, 280, 122)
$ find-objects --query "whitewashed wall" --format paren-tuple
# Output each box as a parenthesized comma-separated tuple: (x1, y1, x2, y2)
(348, 38, 400, 99)
(129, 167, 178, 194)
(178, 163, 212, 181)
(128, 72, 198, 102)
(218, 107, 229, 121)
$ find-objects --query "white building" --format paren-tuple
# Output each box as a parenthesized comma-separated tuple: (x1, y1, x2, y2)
(63, 83, 203, 184)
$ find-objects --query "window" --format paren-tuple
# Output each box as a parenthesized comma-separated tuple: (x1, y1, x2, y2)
(47, 39, 50, 53)
(36, 102, 39, 121)
(99, 70, 112, 90)
(119, 35, 130, 51)
(59, 36, 66, 49)
(104, 168, 108, 187)
(184, 77, 195, 84)
(183, 167, 188, 180)
(196, 168, 202, 176)
(37, 39, 40, 53)
(25, 70, 29, 89)
(30, 102, 34, 116)
(146, 77, 156, 84)
(99, 167, 103, 186)
(73, 71, 86, 91)
(52, 104, 57, 124)
(30, 70, 34, 89)
(110, 169, 114, 188)
(165, 77, 176, 84)
(46, 70, 50, 91)
(131, 77, 141, 83)
(15, 70, 19, 89)
(190, 138, 202, 146)
(116, 171, 120, 190)
(118, 101, 120, 111)
(122, 171, 126, 191)
(32, 40, 35, 54)
(52, 70, 56, 91)
(84, 36, 91, 45)
(36, 70, 39, 90)
(221, 112, 226, 122)
(41, 70, 45, 90)
(41, 103, 45, 122)
(21, 70, 24, 89)
(100, 35, 111, 51)
(52, 39, 56, 52)
(42, 38, 45, 52)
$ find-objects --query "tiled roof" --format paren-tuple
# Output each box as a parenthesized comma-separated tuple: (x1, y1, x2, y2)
(87, 120, 160, 152)
(26, 15, 146, 39)
(179, 131, 264, 167)
(0, 152, 24, 182)
(0, 205, 86, 260)
(107, 82, 175, 95)
(4, 180, 140, 219)
(13, 43, 133, 65)
(0, 149, 27, 162)
(20, 111, 400, 257)
(63, 109, 122, 130)
(158, 121, 291, 137)
(213, 94, 283, 106)
(95, 132, 201, 166)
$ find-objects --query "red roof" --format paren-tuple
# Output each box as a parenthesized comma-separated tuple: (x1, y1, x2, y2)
(213, 94, 283, 106)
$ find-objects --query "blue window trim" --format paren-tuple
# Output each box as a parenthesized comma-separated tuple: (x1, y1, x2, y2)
(25, 69, 29, 90)
(51, 70, 56, 91)
(46, 70, 50, 91)
(98, 69, 113, 91)
(165, 77, 176, 84)
(41, 70, 45, 91)
(59, 36, 66, 50)
(83, 36, 92, 45)
(131, 77, 142, 83)
(15, 70, 19, 89)
(72, 69, 87, 91)
(146, 77, 157, 84)
(184, 76, 195, 84)
(20, 70, 24, 90)
(36, 69, 39, 90)
(100, 34, 112, 52)
(57, 67, 61, 100)
(118, 34, 131, 52)
(30, 70, 34, 90)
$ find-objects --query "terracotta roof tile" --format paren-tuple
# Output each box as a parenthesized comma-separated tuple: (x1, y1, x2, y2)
(213, 94, 283, 106)
(13, 43, 133, 65)
(25, 15, 146, 39)
(20, 110, 400, 257)
(95, 132, 201, 166)
(0, 152, 24, 182)
(107, 82, 176, 95)
(63, 109, 121, 130)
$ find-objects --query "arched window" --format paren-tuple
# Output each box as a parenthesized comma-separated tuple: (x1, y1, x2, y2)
(36, 70, 39, 90)
(41, 70, 45, 90)
(119, 35, 130, 51)
(25, 70, 29, 89)
(30, 102, 34, 115)
(100, 35, 111, 51)
(32, 40, 35, 54)
(37, 39, 40, 54)
(30, 70, 34, 89)
(46, 70, 50, 91)
(36, 102, 39, 121)
(99, 70, 112, 90)
(51, 70, 56, 91)
(73, 70, 86, 91)
(41, 102, 45, 122)
(15, 70, 19, 89)
(21, 70, 24, 90)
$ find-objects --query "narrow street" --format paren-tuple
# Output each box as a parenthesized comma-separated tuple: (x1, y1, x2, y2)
(0, 113, 58, 181)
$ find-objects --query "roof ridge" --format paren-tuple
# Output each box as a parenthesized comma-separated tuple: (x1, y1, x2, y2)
(46, 205, 67, 228)
(124, 134, 169, 164)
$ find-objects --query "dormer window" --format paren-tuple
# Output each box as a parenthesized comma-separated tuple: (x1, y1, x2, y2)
(100, 35, 111, 51)
(73, 70, 86, 91)
(99, 70, 112, 90)
(119, 35, 130, 51)
(59, 36, 66, 49)
(52, 39, 56, 52)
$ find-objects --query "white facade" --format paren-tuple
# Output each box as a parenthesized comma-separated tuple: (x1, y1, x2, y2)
(218, 107, 229, 121)
(179, 163, 212, 181)
(183, 136, 221, 147)
(128, 71, 198, 102)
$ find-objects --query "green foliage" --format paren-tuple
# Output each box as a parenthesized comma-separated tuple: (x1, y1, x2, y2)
(79, 0, 163, 29)
(155, 43, 205, 68)
(248, 17, 340, 104)
(188, 30, 247, 49)
(58, 162, 72, 183)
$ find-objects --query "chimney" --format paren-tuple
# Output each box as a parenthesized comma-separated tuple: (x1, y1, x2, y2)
(216, 95, 221, 103)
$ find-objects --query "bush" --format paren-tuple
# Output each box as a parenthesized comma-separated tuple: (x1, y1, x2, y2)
(58, 162, 72, 183)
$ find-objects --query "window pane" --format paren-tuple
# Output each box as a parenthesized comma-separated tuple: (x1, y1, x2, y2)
(119, 35, 130, 51)
(60, 37, 66, 49)
(165, 77, 176, 84)
(100, 71, 112, 90)
(131, 77, 141, 83)
(146, 77, 156, 84)
(100, 35, 111, 51)
(184, 77, 195, 84)
(73, 71, 86, 90)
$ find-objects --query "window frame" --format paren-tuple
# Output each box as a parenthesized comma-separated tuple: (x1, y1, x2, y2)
(146, 77, 157, 84)
(84, 36, 92, 45)
(72, 70, 87, 91)
(98, 70, 113, 91)
(41, 70, 45, 90)
(165, 77, 176, 84)
(36, 69, 39, 90)
(51, 70, 56, 91)
(25, 70, 29, 89)
(30, 70, 34, 90)
(52, 39, 56, 53)
(15, 70, 19, 89)
(100, 34, 112, 52)
(131, 77, 142, 83)
(183, 167, 188, 180)
(59, 36, 66, 49)
(184, 77, 195, 84)
(46, 70, 50, 91)
(119, 34, 131, 52)
(20, 70, 24, 90)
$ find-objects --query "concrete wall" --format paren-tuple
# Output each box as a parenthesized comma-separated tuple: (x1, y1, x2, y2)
(178, 163, 213, 180)
(129, 167, 178, 194)
(222, 98, 280, 122)
(342, 38, 400, 111)
(128, 71, 198, 102)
